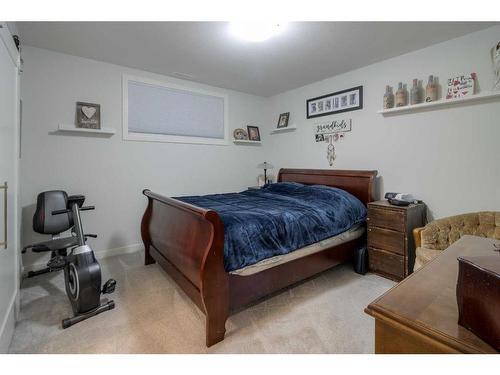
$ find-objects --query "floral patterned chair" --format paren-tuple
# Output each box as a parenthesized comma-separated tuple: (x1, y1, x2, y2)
(413, 211, 500, 270)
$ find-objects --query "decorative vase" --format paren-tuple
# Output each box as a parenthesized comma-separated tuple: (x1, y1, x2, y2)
(410, 79, 422, 105)
(395, 82, 408, 107)
(425, 75, 438, 102)
(383, 85, 394, 109)
(492, 41, 500, 90)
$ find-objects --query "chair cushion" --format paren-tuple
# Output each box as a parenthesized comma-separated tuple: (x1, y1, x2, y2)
(421, 212, 500, 251)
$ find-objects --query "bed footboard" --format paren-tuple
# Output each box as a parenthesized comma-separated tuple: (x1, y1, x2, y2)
(141, 190, 229, 347)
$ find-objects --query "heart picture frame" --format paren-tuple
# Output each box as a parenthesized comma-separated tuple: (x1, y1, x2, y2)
(76, 101, 101, 129)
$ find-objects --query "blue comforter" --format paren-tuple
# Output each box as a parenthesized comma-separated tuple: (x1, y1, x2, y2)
(176, 182, 366, 272)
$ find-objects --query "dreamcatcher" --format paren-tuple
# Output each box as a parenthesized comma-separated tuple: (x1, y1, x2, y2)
(315, 120, 350, 167)
(325, 133, 346, 166)
(326, 136, 336, 166)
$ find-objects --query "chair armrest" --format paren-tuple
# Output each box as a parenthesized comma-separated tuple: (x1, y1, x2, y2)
(413, 226, 425, 248)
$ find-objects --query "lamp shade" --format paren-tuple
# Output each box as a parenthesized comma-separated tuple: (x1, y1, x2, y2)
(257, 162, 274, 170)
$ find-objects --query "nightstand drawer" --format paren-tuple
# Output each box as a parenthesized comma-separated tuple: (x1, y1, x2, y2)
(367, 207, 405, 232)
(368, 247, 405, 279)
(368, 226, 405, 255)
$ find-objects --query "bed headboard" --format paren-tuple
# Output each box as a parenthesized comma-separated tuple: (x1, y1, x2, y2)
(277, 168, 377, 206)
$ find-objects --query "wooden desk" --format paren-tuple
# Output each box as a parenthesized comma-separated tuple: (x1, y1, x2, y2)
(365, 235, 499, 353)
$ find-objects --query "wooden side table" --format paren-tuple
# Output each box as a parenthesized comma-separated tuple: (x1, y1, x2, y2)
(367, 200, 426, 281)
(365, 236, 499, 353)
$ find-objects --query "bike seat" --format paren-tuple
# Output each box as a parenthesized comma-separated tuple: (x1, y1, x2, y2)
(30, 236, 79, 253)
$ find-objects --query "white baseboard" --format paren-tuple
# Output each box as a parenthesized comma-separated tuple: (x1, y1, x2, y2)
(22, 243, 143, 274)
(0, 290, 18, 353)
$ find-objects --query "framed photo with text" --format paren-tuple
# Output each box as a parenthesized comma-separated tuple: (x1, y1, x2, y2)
(306, 86, 363, 119)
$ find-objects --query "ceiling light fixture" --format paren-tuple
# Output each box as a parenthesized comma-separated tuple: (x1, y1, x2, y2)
(229, 22, 286, 42)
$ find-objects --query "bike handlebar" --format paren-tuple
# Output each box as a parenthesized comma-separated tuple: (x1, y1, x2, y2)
(52, 206, 95, 216)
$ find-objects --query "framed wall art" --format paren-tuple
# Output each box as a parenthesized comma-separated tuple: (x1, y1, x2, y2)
(277, 112, 290, 128)
(76, 101, 101, 129)
(445, 73, 476, 99)
(247, 125, 261, 141)
(306, 86, 363, 119)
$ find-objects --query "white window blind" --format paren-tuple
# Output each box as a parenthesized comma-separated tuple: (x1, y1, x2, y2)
(123, 76, 228, 144)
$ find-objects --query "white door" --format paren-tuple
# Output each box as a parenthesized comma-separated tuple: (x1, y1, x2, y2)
(0, 24, 20, 352)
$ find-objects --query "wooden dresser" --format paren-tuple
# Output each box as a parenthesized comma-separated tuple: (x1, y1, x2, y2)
(365, 235, 499, 353)
(367, 200, 426, 281)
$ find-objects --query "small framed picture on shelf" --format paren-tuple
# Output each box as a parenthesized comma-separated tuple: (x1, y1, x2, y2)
(277, 112, 290, 128)
(247, 126, 261, 141)
(76, 102, 101, 129)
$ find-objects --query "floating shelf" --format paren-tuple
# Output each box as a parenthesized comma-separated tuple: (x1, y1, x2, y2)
(270, 126, 297, 134)
(378, 91, 500, 115)
(233, 139, 261, 145)
(57, 124, 116, 135)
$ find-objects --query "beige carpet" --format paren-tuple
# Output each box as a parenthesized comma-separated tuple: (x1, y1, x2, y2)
(9, 251, 394, 353)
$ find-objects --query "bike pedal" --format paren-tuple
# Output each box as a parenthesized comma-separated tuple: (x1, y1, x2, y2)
(102, 279, 116, 294)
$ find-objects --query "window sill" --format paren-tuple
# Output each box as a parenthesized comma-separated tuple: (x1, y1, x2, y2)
(123, 132, 229, 146)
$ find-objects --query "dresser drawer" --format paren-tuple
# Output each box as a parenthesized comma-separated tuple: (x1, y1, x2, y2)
(367, 207, 405, 232)
(368, 226, 405, 255)
(368, 247, 405, 279)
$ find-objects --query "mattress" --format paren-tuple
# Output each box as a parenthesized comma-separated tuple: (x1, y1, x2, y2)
(176, 182, 367, 272)
(230, 224, 365, 276)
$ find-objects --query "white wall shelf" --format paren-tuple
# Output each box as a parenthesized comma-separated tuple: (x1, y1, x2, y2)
(270, 126, 297, 134)
(233, 139, 261, 145)
(57, 124, 116, 136)
(378, 91, 500, 115)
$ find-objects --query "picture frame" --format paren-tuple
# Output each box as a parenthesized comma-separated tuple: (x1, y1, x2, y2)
(306, 86, 363, 119)
(277, 112, 290, 128)
(76, 101, 101, 129)
(445, 73, 476, 100)
(247, 125, 261, 141)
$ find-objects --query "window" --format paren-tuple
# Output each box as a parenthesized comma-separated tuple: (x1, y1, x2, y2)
(123, 75, 228, 145)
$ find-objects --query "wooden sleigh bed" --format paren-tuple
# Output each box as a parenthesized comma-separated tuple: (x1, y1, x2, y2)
(141, 168, 377, 346)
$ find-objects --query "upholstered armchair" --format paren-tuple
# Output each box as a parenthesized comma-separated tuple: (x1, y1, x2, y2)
(413, 211, 500, 270)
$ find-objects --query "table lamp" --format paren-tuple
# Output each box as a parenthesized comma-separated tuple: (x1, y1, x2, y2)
(257, 162, 274, 184)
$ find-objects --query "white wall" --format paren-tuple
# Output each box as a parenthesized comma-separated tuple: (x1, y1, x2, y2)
(20, 47, 268, 268)
(20, 26, 500, 270)
(264, 26, 500, 219)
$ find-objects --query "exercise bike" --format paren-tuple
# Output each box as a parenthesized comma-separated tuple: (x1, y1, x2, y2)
(22, 191, 116, 328)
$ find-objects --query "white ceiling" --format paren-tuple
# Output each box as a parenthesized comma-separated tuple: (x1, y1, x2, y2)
(17, 22, 497, 97)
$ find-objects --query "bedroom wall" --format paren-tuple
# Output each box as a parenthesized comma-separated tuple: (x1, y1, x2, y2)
(263, 25, 500, 219)
(20, 46, 268, 268)
(20, 26, 500, 269)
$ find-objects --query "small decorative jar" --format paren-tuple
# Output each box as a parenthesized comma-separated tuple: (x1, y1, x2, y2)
(395, 82, 408, 107)
(425, 75, 438, 102)
(383, 85, 394, 109)
(410, 79, 422, 105)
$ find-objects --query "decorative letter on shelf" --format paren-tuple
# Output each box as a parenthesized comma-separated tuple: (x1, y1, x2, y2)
(314, 119, 352, 166)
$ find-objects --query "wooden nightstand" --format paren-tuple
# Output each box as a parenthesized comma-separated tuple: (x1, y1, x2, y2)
(367, 200, 426, 281)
